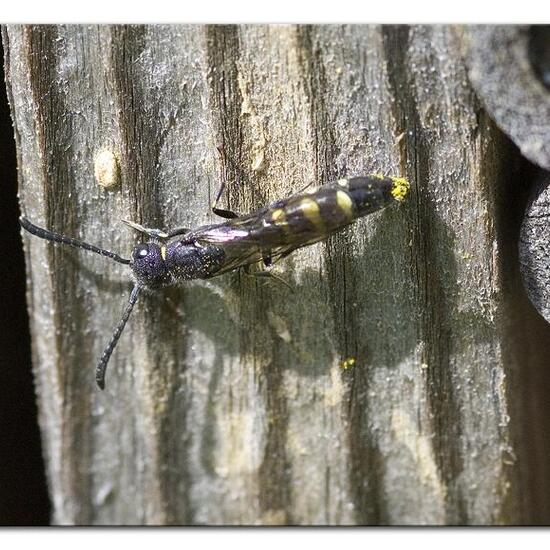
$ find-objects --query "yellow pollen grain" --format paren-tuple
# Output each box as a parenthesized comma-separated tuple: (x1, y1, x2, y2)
(390, 177, 410, 202)
(160, 245, 167, 260)
(340, 357, 356, 370)
(298, 198, 323, 228)
(336, 190, 355, 219)
(337, 178, 349, 187)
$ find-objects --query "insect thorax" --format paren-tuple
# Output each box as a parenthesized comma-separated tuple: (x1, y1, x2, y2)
(131, 239, 226, 288)
(165, 240, 226, 282)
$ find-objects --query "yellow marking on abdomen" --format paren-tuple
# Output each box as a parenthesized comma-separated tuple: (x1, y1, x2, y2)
(270, 207, 290, 233)
(271, 208, 286, 223)
(336, 190, 355, 219)
(160, 245, 167, 260)
(297, 198, 323, 229)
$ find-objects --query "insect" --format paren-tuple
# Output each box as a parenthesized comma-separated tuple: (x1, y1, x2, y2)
(20, 174, 409, 389)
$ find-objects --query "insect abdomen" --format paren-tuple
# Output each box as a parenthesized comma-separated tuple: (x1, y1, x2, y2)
(263, 175, 409, 239)
(336, 175, 409, 216)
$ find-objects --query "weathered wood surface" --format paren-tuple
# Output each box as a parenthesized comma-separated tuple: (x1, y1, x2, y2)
(466, 26, 550, 171)
(519, 173, 550, 322)
(5, 24, 550, 525)
(466, 28, 550, 523)
(469, 25, 550, 336)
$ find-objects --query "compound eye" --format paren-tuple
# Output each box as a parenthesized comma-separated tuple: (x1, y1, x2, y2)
(133, 244, 150, 260)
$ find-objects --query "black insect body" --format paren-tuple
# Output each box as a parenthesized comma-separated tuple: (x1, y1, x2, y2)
(20, 175, 409, 389)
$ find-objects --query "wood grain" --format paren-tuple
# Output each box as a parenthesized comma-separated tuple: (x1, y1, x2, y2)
(466, 26, 550, 170)
(5, 24, 549, 525)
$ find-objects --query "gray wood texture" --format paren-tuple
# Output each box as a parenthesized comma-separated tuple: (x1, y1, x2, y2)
(5, 24, 549, 525)
(519, 173, 550, 321)
(472, 25, 550, 340)
(466, 26, 550, 171)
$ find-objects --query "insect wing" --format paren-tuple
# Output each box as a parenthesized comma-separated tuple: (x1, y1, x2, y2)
(188, 176, 405, 275)
(188, 203, 323, 275)
(189, 218, 274, 275)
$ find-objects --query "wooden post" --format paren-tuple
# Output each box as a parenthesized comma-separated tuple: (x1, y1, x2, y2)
(4, 24, 548, 525)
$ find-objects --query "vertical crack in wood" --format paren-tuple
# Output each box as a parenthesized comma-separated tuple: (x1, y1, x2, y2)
(204, 24, 293, 524)
(381, 25, 467, 523)
(108, 24, 193, 524)
(7, 23, 536, 525)
(295, 25, 388, 524)
(22, 24, 94, 524)
(492, 140, 550, 523)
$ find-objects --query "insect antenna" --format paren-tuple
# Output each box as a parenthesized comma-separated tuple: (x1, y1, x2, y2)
(96, 284, 141, 390)
(20, 217, 131, 265)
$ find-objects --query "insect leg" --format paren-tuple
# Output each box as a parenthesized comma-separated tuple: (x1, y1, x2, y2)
(121, 219, 171, 239)
(166, 226, 192, 238)
(96, 284, 141, 390)
(243, 260, 293, 291)
(211, 179, 240, 219)
(268, 247, 297, 266)
(296, 180, 316, 194)
(213, 145, 241, 219)
(122, 219, 192, 240)
(251, 269, 293, 291)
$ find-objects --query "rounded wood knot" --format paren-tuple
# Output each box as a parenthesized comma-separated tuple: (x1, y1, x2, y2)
(466, 26, 550, 171)
(520, 172, 550, 321)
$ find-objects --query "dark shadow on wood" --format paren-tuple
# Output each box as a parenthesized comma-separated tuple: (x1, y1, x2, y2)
(497, 154, 550, 525)
(0, 39, 51, 525)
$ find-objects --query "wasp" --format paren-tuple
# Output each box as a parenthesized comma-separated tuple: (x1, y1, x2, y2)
(20, 174, 409, 389)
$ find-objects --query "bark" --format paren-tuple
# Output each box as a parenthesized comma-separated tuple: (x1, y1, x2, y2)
(4, 24, 549, 525)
